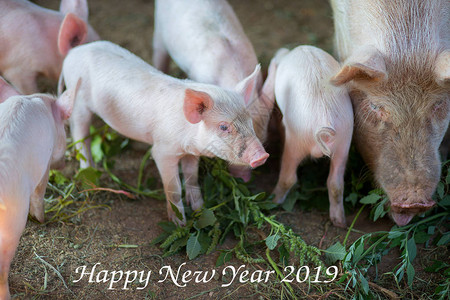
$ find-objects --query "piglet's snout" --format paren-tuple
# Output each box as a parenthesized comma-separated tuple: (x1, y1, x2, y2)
(251, 151, 269, 168)
(243, 141, 269, 168)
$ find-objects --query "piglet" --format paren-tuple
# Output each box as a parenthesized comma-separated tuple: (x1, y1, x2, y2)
(0, 0, 98, 94)
(153, 0, 275, 182)
(0, 78, 79, 300)
(270, 46, 354, 228)
(59, 41, 269, 226)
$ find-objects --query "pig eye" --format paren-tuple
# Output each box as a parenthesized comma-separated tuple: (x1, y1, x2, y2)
(218, 122, 232, 133)
(370, 102, 381, 111)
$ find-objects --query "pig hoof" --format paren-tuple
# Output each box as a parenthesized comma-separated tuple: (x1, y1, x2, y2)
(185, 186, 203, 211)
(169, 212, 186, 227)
(272, 193, 286, 204)
(331, 218, 347, 228)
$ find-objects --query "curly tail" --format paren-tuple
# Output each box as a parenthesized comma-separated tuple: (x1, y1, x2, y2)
(314, 127, 336, 157)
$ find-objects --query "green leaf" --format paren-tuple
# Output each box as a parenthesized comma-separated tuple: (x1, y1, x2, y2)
(194, 209, 216, 229)
(446, 169, 450, 184)
(345, 193, 358, 206)
(360, 194, 381, 204)
(158, 221, 177, 233)
(187, 234, 202, 260)
(436, 182, 445, 200)
(49, 170, 69, 185)
(414, 231, 431, 244)
(359, 272, 369, 294)
(278, 243, 290, 266)
(198, 231, 212, 254)
(373, 202, 386, 221)
(169, 202, 183, 222)
(425, 260, 448, 273)
(406, 262, 415, 286)
(439, 195, 450, 207)
(216, 251, 232, 267)
(91, 134, 104, 163)
(352, 241, 365, 264)
(324, 242, 346, 264)
(437, 233, 450, 246)
(151, 232, 170, 245)
(388, 230, 403, 239)
(265, 234, 281, 250)
(169, 235, 189, 253)
(406, 237, 417, 261)
(74, 167, 102, 188)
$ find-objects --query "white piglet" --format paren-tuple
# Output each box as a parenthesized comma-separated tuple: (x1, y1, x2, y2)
(0, 78, 79, 300)
(270, 46, 354, 228)
(0, 0, 98, 93)
(153, 0, 275, 182)
(60, 41, 269, 226)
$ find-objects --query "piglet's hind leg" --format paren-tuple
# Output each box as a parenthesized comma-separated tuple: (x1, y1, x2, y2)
(272, 131, 305, 204)
(327, 149, 348, 228)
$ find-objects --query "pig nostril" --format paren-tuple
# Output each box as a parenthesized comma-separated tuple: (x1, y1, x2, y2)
(250, 153, 269, 168)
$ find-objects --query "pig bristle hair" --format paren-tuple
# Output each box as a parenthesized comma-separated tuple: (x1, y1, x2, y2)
(360, 0, 448, 124)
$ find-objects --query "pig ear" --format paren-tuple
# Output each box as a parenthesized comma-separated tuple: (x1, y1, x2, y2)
(183, 89, 213, 124)
(58, 13, 87, 57)
(60, 0, 89, 21)
(56, 78, 81, 120)
(435, 50, 450, 88)
(330, 46, 387, 86)
(235, 64, 261, 106)
(0, 77, 20, 102)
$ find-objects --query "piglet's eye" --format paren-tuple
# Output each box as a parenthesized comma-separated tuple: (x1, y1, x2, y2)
(370, 102, 381, 111)
(218, 122, 231, 133)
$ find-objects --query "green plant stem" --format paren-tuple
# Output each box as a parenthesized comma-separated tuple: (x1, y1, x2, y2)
(344, 204, 366, 248)
(266, 248, 297, 300)
(102, 160, 163, 199)
(137, 147, 152, 190)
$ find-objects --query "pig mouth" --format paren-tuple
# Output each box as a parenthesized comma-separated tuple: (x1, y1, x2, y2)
(388, 194, 436, 226)
(390, 197, 436, 214)
(390, 212, 415, 227)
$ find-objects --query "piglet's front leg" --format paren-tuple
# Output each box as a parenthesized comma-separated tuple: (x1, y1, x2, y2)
(152, 145, 186, 226)
(181, 155, 203, 211)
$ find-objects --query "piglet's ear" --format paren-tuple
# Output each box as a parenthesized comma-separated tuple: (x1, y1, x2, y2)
(435, 50, 450, 88)
(58, 13, 87, 57)
(330, 46, 387, 86)
(56, 78, 81, 120)
(235, 64, 261, 106)
(0, 77, 20, 103)
(60, 0, 89, 22)
(183, 89, 213, 124)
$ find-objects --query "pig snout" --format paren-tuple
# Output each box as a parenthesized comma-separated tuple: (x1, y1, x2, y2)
(250, 151, 269, 168)
(241, 141, 269, 168)
(389, 192, 436, 226)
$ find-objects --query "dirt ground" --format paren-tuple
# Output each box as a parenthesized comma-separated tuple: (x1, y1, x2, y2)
(8, 0, 447, 299)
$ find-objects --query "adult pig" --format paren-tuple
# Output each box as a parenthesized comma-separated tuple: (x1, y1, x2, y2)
(59, 41, 269, 226)
(0, 78, 79, 300)
(153, 0, 275, 181)
(330, 0, 450, 226)
(0, 0, 98, 93)
(270, 46, 353, 228)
